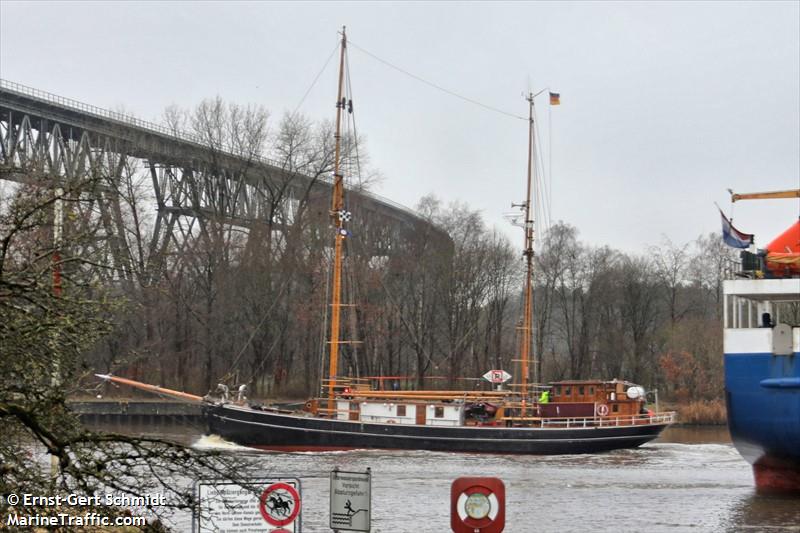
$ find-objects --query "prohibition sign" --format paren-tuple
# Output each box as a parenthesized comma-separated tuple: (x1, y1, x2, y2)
(259, 482, 301, 527)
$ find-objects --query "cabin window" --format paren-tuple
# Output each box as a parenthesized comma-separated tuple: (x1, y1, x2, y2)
(612, 404, 619, 413)
(589, 386, 595, 396)
(350, 402, 359, 412)
(578, 386, 585, 396)
(554, 385, 561, 396)
(397, 405, 406, 417)
(434, 406, 444, 418)
(564, 387, 571, 397)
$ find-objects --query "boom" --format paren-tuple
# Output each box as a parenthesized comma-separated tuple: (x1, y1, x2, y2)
(730, 189, 800, 202)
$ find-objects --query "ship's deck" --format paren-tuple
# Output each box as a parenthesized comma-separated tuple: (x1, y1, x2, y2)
(723, 278, 800, 301)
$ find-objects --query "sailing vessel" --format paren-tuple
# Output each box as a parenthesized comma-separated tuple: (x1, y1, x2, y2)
(722, 189, 800, 491)
(188, 29, 677, 453)
(100, 28, 675, 454)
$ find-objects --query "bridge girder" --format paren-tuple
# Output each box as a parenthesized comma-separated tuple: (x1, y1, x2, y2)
(0, 80, 451, 284)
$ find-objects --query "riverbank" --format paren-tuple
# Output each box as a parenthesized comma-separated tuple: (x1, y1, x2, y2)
(670, 399, 727, 425)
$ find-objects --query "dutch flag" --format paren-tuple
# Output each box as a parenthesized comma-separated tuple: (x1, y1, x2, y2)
(720, 208, 754, 249)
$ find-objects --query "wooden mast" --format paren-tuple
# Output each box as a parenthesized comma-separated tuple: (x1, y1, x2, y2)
(520, 93, 536, 399)
(327, 27, 348, 414)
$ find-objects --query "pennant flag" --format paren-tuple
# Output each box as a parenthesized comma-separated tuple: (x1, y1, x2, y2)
(720, 208, 754, 249)
(549, 92, 560, 105)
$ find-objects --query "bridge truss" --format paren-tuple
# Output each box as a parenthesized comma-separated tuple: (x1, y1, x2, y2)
(0, 79, 446, 286)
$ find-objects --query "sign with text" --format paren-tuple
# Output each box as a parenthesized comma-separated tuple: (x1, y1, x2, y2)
(195, 477, 301, 533)
(329, 469, 371, 532)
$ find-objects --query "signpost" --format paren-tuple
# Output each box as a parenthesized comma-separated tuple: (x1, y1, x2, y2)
(330, 468, 371, 532)
(195, 477, 302, 533)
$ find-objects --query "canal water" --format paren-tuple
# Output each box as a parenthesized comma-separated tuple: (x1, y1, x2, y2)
(86, 422, 800, 532)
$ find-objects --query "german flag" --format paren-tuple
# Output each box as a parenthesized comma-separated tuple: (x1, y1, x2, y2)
(549, 92, 560, 105)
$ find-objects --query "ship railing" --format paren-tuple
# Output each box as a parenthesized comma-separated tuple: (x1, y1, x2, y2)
(539, 412, 676, 428)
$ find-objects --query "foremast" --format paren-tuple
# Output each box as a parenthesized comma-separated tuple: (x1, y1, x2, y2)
(327, 27, 348, 414)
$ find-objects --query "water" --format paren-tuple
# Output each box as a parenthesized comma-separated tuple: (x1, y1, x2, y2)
(86, 422, 800, 532)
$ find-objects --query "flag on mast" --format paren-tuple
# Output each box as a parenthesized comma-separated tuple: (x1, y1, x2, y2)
(719, 208, 754, 249)
(549, 92, 560, 105)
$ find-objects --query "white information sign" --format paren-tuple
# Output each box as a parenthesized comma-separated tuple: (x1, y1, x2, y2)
(195, 477, 301, 533)
(329, 469, 371, 532)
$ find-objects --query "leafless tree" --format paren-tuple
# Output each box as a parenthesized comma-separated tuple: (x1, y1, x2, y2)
(1, 174, 251, 531)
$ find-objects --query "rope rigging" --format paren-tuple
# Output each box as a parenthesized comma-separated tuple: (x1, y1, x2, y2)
(292, 41, 340, 117)
(225, 31, 560, 395)
(532, 104, 553, 245)
(348, 39, 527, 121)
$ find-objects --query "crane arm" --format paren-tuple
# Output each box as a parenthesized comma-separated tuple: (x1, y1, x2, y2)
(730, 189, 800, 202)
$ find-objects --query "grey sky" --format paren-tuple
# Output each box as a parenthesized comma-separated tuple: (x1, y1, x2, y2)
(1, 1, 798, 253)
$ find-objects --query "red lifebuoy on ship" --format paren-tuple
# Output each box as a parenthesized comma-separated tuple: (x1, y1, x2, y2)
(596, 404, 609, 416)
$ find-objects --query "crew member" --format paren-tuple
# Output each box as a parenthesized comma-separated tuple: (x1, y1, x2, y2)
(538, 390, 550, 404)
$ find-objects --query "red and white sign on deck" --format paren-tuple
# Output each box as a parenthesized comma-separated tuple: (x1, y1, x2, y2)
(482, 370, 512, 384)
(451, 477, 505, 533)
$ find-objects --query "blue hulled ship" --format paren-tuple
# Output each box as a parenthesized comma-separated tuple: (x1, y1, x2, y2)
(723, 211, 800, 492)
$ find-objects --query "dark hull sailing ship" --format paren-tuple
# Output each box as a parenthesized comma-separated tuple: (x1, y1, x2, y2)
(99, 28, 675, 454)
(204, 400, 670, 454)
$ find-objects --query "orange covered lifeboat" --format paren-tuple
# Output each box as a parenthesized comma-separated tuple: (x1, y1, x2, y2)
(765, 220, 800, 277)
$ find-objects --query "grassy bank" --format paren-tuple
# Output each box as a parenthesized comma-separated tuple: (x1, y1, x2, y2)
(670, 399, 727, 425)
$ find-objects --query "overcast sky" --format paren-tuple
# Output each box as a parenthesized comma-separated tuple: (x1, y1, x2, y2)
(2, 1, 798, 253)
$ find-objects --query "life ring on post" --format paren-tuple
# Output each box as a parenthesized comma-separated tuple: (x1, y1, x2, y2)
(596, 404, 609, 416)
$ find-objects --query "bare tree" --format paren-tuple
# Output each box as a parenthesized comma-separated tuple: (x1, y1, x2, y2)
(652, 237, 694, 327)
(1, 175, 249, 531)
(617, 255, 661, 383)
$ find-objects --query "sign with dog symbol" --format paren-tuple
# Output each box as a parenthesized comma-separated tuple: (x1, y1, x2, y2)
(259, 481, 301, 530)
(330, 468, 371, 531)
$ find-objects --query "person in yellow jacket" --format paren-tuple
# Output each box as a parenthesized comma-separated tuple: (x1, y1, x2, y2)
(538, 390, 550, 404)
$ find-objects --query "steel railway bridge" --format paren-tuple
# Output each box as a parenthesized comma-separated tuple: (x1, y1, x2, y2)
(0, 79, 448, 282)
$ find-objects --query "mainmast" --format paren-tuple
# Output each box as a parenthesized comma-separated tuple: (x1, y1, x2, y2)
(519, 93, 536, 398)
(327, 27, 348, 414)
